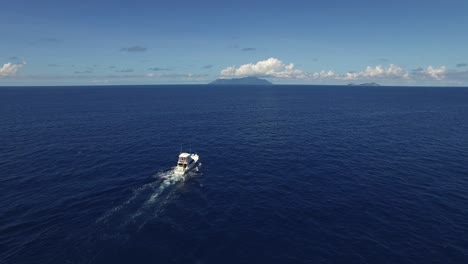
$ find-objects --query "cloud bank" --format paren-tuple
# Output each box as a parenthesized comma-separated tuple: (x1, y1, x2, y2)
(221, 58, 303, 78)
(342, 64, 409, 80)
(219, 58, 459, 83)
(0, 62, 26, 77)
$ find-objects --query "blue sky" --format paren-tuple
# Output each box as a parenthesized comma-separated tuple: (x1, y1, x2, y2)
(1, 0, 468, 86)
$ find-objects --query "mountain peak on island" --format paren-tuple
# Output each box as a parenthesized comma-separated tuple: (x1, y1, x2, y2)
(209, 76, 273, 85)
(347, 82, 381, 86)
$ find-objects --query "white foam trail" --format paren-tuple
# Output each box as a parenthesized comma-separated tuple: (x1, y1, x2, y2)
(120, 169, 189, 229)
(96, 165, 200, 231)
(146, 169, 185, 204)
(76, 166, 202, 263)
(95, 180, 158, 223)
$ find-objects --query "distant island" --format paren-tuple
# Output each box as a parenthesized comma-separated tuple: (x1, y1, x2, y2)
(347, 82, 381, 86)
(209, 76, 273, 85)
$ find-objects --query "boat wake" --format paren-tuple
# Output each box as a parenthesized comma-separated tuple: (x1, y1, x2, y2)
(147, 169, 186, 204)
(96, 166, 200, 232)
(61, 168, 202, 264)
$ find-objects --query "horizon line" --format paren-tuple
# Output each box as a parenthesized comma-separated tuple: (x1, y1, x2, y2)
(1, 83, 468, 88)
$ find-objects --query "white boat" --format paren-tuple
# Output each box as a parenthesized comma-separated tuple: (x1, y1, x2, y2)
(174, 152, 199, 175)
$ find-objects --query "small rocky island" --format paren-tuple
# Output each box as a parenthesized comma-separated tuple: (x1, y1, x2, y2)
(347, 82, 381, 86)
(209, 76, 273, 85)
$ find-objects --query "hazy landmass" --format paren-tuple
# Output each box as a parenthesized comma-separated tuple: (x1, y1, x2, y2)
(347, 82, 381, 86)
(209, 76, 273, 85)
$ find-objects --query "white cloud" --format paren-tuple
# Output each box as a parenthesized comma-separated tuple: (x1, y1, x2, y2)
(422, 66, 446, 80)
(308, 70, 336, 79)
(342, 64, 409, 80)
(219, 59, 414, 81)
(220, 57, 303, 78)
(0, 62, 26, 77)
(219, 58, 461, 84)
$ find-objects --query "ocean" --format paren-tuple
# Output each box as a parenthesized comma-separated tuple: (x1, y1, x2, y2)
(1, 85, 467, 264)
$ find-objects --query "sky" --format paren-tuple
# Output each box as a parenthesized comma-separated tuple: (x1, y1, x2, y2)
(1, 0, 468, 86)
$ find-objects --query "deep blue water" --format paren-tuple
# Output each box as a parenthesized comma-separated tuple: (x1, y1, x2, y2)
(1, 85, 468, 264)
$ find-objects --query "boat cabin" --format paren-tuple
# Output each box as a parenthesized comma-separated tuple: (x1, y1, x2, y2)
(177, 153, 194, 169)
